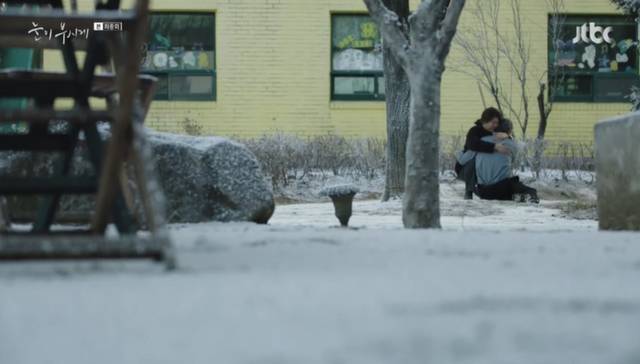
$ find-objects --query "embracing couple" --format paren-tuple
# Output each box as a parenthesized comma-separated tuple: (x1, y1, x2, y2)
(454, 107, 539, 203)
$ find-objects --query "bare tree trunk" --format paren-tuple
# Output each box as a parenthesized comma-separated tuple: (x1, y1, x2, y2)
(381, 0, 410, 202)
(533, 83, 549, 177)
(382, 47, 410, 201)
(363, 0, 466, 229)
(532, 0, 564, 177)
(403, 68, 442, 228)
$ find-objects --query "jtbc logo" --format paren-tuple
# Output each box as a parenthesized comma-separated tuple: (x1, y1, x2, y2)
(572, 22, 613, 44)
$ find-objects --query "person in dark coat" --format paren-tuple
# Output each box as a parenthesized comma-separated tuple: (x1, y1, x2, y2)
(455, 107, 511, 199)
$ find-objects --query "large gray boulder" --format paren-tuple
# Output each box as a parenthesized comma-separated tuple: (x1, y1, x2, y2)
(0, 130, 275, 225)
(149, 132, 274, 223)
(595, 112, 640, 231)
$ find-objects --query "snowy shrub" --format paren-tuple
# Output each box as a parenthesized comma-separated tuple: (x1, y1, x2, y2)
(439, 134, 464, 175)
(438, 135, 595, 183)
(305, 134, 354, 175)
(241, 133, 306, 187)
(628, 86, 640, 111)
(611, 0, 640, 13)
(239, 133, 595, 190)
(551, 141, 595, 182)
(240, 133, 385, 188)
(513, 139, 595, 182)
(181, 118, 204, 136)
(347, 138, 386, 179)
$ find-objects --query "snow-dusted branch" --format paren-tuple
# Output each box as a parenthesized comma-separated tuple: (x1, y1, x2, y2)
(410, 0, 448, 39)
(436, 0, 466, 59)
(453, 0, 504, 112)
(611, 0, 640, 13)
(362, 0, 410, 64)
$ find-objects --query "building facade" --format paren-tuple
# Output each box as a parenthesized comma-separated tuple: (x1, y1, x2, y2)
(48, 0, 639, 144)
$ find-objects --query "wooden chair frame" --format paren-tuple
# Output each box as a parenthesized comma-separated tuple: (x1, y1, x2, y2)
(0, 0, 175, 268)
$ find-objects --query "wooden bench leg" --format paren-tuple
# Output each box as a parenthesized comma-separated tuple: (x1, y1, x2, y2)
(83, 122, 137, 234)
(0, 197, 9, 232)
(119, 164, 138, 219)
(92, 22, 148, 234)
(33, 127, 80, 233)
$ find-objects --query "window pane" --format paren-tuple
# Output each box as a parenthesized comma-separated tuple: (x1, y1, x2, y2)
(594, 75, 640, 101)
(334, 77, 375, 96)
(332, 15, 382, 72)
(142, 13, 215, 72)
(378, 76, 385, 96)
(149, 13, 214, 50)
(333, 49, 382, 71)
(553, 74, 592, 98)
(154, 74, 169, 100)
(169, 75, 214, 99)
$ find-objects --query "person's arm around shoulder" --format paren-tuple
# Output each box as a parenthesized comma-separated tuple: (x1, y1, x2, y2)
(494, 132, 510, 141)
(465, 126, 496, 153)
(502, 138, 519, 162)
(493, 143, 511, 155)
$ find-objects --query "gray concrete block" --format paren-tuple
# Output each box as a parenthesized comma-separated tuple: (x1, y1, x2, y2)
(595, 112, 640, 230)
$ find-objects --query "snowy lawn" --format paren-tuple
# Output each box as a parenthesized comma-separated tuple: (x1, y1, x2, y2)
(3, 179, 639, 364)
(271, 180, 598, 231)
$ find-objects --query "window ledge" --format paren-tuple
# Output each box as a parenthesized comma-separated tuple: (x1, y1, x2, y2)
(151, 101, 218, 108)
(330, 101, 385, 110)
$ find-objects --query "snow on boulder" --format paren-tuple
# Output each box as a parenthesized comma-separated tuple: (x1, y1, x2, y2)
(595, 112, 640, 231)
(148, 131, 275, 224)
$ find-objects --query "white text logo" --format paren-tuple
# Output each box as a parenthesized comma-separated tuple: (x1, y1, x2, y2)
(572, 22, 613, 44)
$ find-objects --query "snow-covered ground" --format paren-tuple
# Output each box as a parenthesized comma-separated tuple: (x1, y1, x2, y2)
(4, 176, 639, 364)
(271, 181, 597, 231)
(2, 226, 640, 364)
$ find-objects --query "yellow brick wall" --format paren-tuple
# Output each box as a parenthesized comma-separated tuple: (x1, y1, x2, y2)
(46, 0, 633, 143)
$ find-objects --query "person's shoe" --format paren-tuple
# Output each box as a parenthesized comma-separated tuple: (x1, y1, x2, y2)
(464, 191, 473, 200)
(528, 192, 540, 204)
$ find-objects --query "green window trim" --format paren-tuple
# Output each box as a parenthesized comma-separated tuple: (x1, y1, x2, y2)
(142, 12, 216, 101)
(331, 14, 385, 101)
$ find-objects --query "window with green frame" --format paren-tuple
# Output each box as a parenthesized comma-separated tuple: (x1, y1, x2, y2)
(141, 12, 216, 101)
(331, 14, 384, 101)
(549, 14, 639, 102)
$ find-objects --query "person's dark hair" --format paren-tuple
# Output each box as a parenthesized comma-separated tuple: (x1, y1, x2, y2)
(479, 107, 502, 124)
